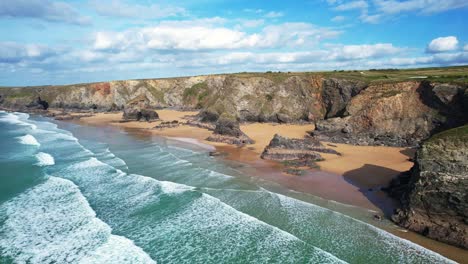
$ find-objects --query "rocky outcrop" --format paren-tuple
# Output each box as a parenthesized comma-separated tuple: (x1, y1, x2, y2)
(206, 117, 254, 145)
(261, 134, 339, 161)
(154, 120, 180, 129)
(321, 78, 367, 118)
(388, 125, 468, 249)
(122, 109, 159, 122)
(314, 82, 468, 146)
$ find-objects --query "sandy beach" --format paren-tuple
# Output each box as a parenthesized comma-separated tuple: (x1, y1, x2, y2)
(70, 109, 468, 262)
(78, 109, 413, 210)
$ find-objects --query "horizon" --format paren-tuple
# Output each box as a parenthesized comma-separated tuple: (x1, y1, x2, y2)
(1, 0, 467, 86)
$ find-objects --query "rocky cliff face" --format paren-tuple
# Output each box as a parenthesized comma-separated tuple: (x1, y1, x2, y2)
(0, 74, 466, 146)
(389, 125, 468, 249)
(315, 81, 467, 146)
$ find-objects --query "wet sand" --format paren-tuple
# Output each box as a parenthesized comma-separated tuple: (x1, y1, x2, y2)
(76, 109, 468, 263)
(79, 110, 409, 211)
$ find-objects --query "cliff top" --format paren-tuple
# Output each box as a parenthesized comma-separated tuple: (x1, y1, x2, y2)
(1, 65, 467, 89)
(427, 124, 468, 143)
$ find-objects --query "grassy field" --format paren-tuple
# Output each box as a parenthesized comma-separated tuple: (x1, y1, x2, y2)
(230, 65, 468, 85)
(1, 66, 467, 90)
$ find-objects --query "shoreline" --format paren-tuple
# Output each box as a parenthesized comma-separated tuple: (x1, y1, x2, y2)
(48, 109, 468, 262)
(77, 110, 410, 212)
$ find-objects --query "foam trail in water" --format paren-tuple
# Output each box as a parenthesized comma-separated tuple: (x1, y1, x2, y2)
(16, 134, 40, 146)
(0, 177, 155, 264)
(35, 152, 55, 166)
(0, 112, 37, 130)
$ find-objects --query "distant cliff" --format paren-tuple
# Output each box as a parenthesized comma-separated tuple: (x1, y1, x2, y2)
(0, 71, 466, 146)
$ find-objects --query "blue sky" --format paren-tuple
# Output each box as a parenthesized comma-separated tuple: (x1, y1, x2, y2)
(0, 0, 467, 86)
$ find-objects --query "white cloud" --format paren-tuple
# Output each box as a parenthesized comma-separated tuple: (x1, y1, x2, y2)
(334, 1, 368, 11)
(329, 43, 403, 60)
(464, 44, 468, 51)
(427, 36, 459, 53)
(91, 21, 341, 52)
(264, 11, 284, 18)
(0, 42, 59, 63)
(331, 15, 346, 22)
(91, 0, 186, 19)
(374, 0, 468, 14)
(328, 0, 468, 24)
(238, 19, 264, 28)
(0, 0, 91, 25)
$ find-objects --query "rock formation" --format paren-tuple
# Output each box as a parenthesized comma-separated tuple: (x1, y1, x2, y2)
(314, 81, 468, 146)
(261, 134, 339, 161)
(0, 73, 466, 146)
(388, 125, 468, 249)
(321, 78, 367, 118)
(206, 117, 254, 145)
(122, 108, 159, 122)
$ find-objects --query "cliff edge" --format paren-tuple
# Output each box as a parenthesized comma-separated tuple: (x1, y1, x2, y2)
(389, 125, 468, 249)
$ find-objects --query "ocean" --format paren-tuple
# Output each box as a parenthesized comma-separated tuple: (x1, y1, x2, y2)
(0, 110, 455, 263)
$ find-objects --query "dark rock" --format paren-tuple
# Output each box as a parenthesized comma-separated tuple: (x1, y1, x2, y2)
(199, 110, 219, 122)
(276, 113, 293, 123)
(206, 117, 254, 145)
(154, 120, 180, 129)
(26, 96, 49, 110)
(186, 120, 216, 130)
(389, 125, 468, 249)
(322, 78, 367, 118)
(123, 108, 159, 122)
(261, 134, 339, 161)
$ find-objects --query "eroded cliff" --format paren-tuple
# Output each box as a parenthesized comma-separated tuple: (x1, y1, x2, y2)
(0, 72, 466, 146)
(389, 125, 468, 249)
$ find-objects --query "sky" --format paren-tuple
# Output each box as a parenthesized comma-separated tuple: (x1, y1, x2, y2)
(0, 0, 467, 86)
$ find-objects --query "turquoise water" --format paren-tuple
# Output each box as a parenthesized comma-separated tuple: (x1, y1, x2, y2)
(0, 110, 456, 264)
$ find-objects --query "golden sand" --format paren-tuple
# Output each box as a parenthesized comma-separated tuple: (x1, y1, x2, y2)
(76, 109, 467, 262)
(80, 110, 411, 183)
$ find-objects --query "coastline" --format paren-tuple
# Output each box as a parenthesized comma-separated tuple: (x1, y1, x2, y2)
(78, 110, 410, 211)
(66, 109, 468, 262)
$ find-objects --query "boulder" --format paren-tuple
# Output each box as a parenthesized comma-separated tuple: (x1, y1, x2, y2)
(123, 108, 159, 122)
(388, 125, 468, 249)
(206, 117, 254, 145)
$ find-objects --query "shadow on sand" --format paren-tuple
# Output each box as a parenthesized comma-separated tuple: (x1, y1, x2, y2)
(342, 164, 403, 218)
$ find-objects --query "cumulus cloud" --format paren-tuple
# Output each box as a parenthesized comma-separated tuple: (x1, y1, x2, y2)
(0, 42, 60, 63)
(91, 0, 186, 19)
(328, 43, 403, 60)
(427, 36, 459, 53)
(91, 21, 342, 52)
(0, 0, 91, 25)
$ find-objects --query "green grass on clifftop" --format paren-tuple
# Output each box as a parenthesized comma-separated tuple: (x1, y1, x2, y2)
(427, 124, 468, 143)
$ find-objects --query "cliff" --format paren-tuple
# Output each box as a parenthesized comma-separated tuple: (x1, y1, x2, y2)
(0, 70, 466, 146)
(389, 125, 468, 249)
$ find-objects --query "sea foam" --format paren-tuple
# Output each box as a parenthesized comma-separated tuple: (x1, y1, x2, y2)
(0, 177, 156, 264)
(17, 134, 40, 146)
(35, 152, 55, 166)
